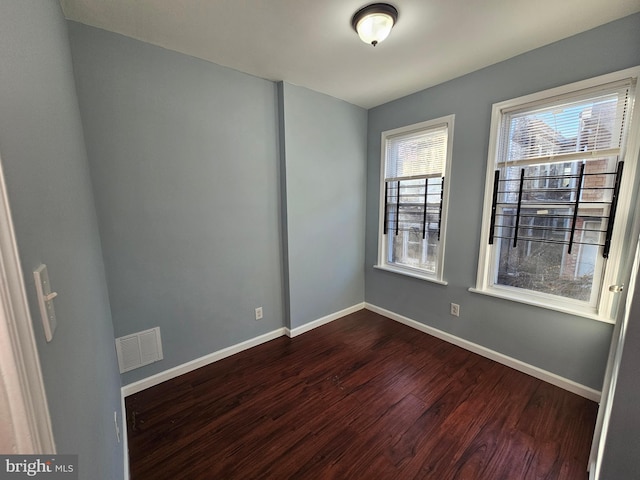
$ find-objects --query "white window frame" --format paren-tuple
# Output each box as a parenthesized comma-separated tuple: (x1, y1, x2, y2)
(375, 115, 455, 284)
(473, 67, 640, 322)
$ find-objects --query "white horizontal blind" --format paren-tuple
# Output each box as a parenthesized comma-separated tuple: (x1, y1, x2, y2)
(385, 124, 448, 181)
(500, 81, 632, 167)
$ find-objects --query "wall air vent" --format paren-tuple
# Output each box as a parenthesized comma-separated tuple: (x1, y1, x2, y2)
(115, 327, 163, 373)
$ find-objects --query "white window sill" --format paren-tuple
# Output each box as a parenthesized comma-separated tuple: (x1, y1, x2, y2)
(374, 264, 448, 286)
(468, 287, 615, 324)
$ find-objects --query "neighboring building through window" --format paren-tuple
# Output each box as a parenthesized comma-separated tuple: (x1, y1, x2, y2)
(377, 115, 454, 283)
(475, 68, 640, 320)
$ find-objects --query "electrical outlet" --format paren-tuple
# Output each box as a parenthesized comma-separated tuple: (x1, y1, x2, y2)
(450, 303, 460, 317)
(255, 307, 263, 320)
(114, 411, 121, 443)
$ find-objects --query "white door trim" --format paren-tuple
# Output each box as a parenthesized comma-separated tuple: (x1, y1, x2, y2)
(0, 154, 55, 453)
(588, 233, 640, 479)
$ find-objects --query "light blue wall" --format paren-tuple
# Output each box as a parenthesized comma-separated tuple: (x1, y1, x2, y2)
(67, 23, 285, 384)
(0, 1, 123, 478)
(365, 13, 640, 390)
(278, 83, 367, 329)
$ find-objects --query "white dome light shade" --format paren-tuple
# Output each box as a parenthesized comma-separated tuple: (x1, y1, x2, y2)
(351, 4, 398, 47)
(356, 13, 394, 45)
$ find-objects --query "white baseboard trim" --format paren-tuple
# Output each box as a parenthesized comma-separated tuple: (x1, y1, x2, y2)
(121, 302, 366, 398)
(285, 302, 365, 337)
(365, 302, 601, 402)
(121, 327, 287, 397)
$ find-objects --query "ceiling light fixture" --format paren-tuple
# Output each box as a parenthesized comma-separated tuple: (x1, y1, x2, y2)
(351, 3, 398, 47)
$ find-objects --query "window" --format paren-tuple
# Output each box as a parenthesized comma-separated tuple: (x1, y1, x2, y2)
(475, 68, 640, 320)
(376, 115, 454, 283)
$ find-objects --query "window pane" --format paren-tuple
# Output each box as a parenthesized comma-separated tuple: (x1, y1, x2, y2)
(386, 125, 447, 180)
(506, 92, 622, 163)
(494, 202, 605, 302)
(495, 238, 594, 301)
(491, 151, 617, 303)
(384, 176, 443, 273)
(388, 229, 439, 273)
(499, 158, 618, 206)
(387, 178, 440, 272)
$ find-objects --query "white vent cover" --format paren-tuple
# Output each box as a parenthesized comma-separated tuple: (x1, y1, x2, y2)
(115, 327, 163, 373)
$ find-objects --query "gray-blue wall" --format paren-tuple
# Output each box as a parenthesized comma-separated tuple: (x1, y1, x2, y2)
(365, 13, 640, 390)
(67, 23, 285, 385)
(278, 83, 367, 329)
(0, 1, 123, 478)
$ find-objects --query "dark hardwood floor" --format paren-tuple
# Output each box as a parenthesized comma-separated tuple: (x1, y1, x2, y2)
(125, 309, 598, 479)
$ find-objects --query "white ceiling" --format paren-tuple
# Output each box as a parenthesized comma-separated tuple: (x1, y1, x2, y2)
(59, 0, 640, 109)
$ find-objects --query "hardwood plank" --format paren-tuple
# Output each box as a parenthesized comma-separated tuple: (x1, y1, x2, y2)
(389, 359, 507, 477)
(126, 309, 598, 479)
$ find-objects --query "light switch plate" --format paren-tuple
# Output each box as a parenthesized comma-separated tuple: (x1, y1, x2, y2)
(34, 264, 57, 342)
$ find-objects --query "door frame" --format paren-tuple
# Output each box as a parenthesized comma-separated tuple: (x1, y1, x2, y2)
(0, 154, 55, 453)
(588, 234, 640, 478)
